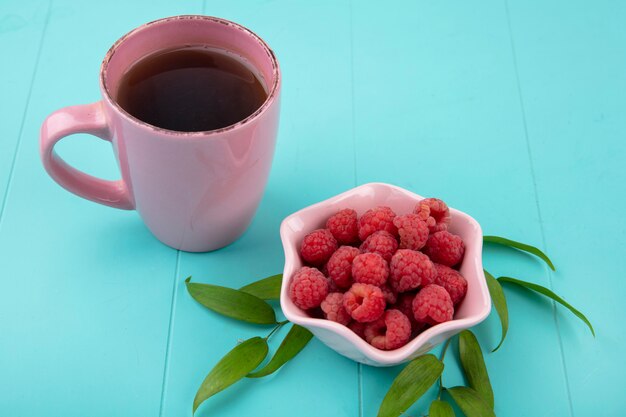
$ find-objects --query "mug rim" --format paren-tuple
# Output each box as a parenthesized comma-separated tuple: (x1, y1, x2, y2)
(99, 15, 280, 137)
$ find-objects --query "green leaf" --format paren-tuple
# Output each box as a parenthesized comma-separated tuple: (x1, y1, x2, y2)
(483, 235, 555, 271)
(248, 324, 313, 378)
(193, 337, 268, 413)
(185, 277, 277, 324)
(498, 276, 595, 336)
(239, 274, 283, 300)
(459, 330, 494, 409)
(484, 270, 509, 352)
(446, 386, 495, 417)
(377, 354, 444, 417)
(429, 400, 455, 417)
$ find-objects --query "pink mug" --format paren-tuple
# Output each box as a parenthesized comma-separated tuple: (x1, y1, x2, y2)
(40, 16, 280, 252)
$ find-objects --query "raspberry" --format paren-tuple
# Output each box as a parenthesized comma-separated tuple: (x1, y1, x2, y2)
(389, 249, 436, 293)
(412, 284, 454, 325)
(321, 292, 352, 325)
(423, 231, 465, 267)
(325, 276, 340, 293)
(414, 198, 451, 233)
(352, 253, 389, 287)
(300, 229, 338, 265)
(380, 284, 398, 305)
(343, 283, 386, 322)
(360, 231, 398, 262)
(358, 206, 398, 240)
(326, 209, 359, 245)
(394, 292, 425, 336)
(288, 267, 329, 310)
(394, 292, 416, 321)
(327, 246, 361, 288)
(349, 321, 367, 339)
(434, 263, 468, 305)
(393, 214, 429, 251)
(364, 309, 412, 350)
(307, 307, 324, 319)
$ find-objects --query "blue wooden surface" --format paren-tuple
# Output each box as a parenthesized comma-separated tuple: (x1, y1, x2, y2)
(0, 1, 624, 416)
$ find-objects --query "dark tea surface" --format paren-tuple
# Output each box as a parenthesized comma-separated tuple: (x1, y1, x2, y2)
(116, 46, 267, 132)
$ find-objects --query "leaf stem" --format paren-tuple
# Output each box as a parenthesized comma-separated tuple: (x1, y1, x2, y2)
(265, 320, 289, 341)
(437, 338, 452, 400)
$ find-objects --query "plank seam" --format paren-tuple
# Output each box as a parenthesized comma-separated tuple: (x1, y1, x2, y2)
(158, 249, 181, 417)
(0, 0, 52, 233)
(349, 1, 363, 416)
(349, 0, 358, 187)
(159, 3, 205, 414)
(503, 1, 575, 416)
(357, 363, 363, 417)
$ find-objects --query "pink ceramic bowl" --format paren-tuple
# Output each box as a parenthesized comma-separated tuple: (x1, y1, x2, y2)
(279, 183, 491, 366)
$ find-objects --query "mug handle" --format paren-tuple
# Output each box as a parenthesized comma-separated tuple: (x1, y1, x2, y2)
(40, 101, 134, 210)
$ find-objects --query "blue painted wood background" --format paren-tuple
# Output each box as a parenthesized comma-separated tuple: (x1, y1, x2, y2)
(1, 1, 624, 416)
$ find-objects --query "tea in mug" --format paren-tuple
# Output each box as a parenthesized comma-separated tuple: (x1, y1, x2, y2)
(116, 46, 267, 132)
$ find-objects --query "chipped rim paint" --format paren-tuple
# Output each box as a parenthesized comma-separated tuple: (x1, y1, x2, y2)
(99, 15, 280, 137)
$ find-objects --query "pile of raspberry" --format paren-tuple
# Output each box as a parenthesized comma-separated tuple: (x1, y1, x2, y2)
(288, 198, 468, 351)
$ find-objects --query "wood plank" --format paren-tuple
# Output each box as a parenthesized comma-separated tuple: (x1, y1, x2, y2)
(160, 1, 360, 416)
(0, 0, 49, 204)
(351, 1, 572, 416)
(506, 1, 626, 416)
(0, 1, 201, 416)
